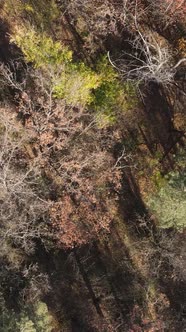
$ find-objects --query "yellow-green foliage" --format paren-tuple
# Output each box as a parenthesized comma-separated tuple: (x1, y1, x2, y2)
(151, 170, 167, 189)
(12, 29, 138, 110)
(0, 298, 55, 332)
(53, 62, 100, 106)
(148, 171, 186, 230)
(93, 56, 138, 126)
(11, 28, 72, 69)
(18, 301, 55, 332)
(4, 0, 59, 31)
(12, 28, 100, 106)
(20, 301, 54, 332)
(3, 0, 25, 16)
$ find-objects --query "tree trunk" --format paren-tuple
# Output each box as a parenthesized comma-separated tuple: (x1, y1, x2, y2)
(73, 248, 104, 317)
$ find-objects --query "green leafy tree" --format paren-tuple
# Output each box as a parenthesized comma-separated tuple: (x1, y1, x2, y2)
(53, 62, 100, 106)
(12, 28, 100, 107)
(11, 28, 73, 69)
(19, 302, 54, 332)
(12, 29, 137, 112)
(93, 56, 138, 126)
(0, 296, 54, 332)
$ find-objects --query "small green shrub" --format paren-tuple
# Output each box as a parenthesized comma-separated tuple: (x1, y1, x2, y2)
(53, 62, 100, 106)
(93, 56, 138, 126)
(4, 0, 60, 31)
(0, 297, 55, 332)
(148, 171, 186, 230)
(151, 170, 167, 189)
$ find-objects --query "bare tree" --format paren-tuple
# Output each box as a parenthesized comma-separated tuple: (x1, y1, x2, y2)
(0, 109, 49, 254)
(0, 52, 126, 251)
(22, 263, 51, 302)
(108, 30, 176, 85)
(107, 1, 186, 85)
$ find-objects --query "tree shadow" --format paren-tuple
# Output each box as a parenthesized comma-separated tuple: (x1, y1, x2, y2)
(117, 165, 154, 239)
(0, 18, 21, 64)
(140, 82, 185, 169)
(35, 244, 100, 332)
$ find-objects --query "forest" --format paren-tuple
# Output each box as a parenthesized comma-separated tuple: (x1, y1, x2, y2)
(0, 0, 185, 331)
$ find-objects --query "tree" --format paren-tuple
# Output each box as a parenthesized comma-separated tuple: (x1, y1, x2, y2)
(0, 294, 55, 332)
(108, 29, 176, 85)
(0, 37, 124, 251)
(3, 0, 60, 34)
(11, 28, 100, 107)
(0, 109, 49, 255)
(148, 171, 186, 230)
(149, 0, 186, 27)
